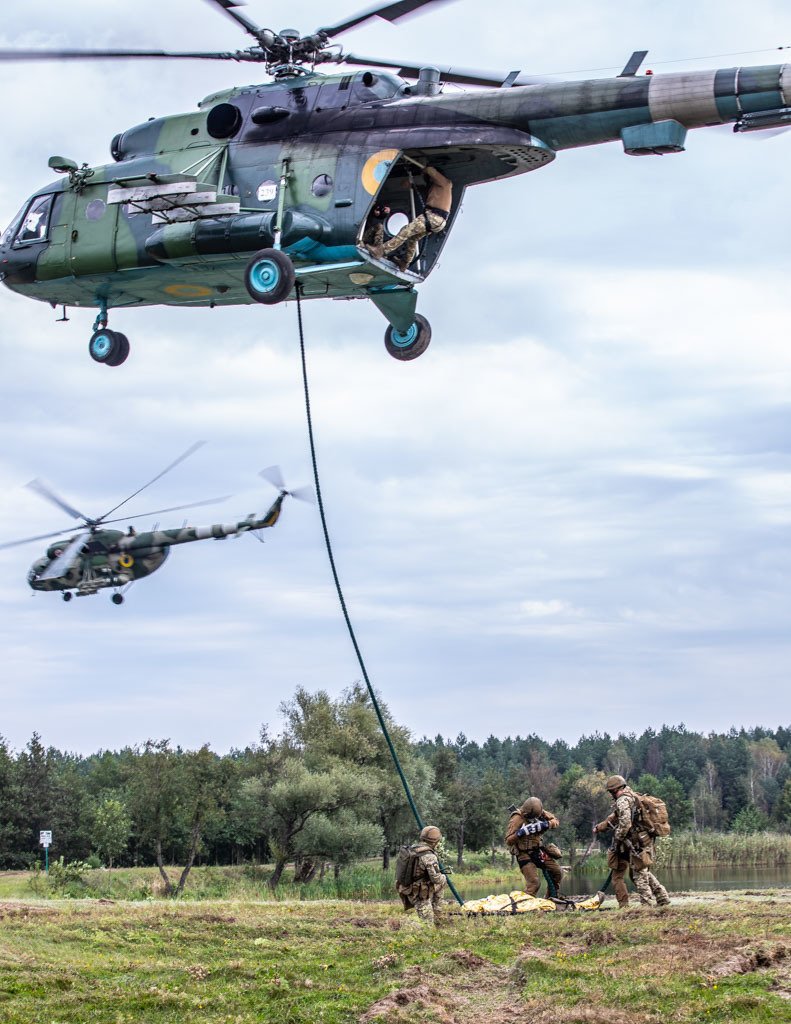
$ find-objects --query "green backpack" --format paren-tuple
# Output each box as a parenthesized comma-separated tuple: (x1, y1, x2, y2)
(395, 845, 419, 888)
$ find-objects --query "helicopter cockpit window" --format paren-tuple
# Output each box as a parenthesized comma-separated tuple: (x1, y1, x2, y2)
(13, 194, 54, 246)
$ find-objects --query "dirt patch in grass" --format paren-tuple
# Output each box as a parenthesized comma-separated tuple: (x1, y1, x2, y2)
(360, 951, 520, 1024)
(359, 982, 460, 1023)
(524, 1009, 646, 1024)
(708, 942, 790, 979)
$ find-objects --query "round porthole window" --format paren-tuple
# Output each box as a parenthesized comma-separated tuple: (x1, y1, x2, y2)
(311, 173, 334, 198)
(206, 103, 243, 139)
(385, 211, 409, 236)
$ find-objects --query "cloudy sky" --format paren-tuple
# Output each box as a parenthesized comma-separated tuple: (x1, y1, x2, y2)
(0, 0, 789, 756)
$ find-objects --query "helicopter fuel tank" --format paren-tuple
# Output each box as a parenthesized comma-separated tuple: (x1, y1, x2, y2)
(144, 209, 331, 262)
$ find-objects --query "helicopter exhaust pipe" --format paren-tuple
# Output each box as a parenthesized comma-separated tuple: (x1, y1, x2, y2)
(145, 210, 330, 262)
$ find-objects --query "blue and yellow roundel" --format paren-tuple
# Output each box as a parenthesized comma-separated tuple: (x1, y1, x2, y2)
(361, 149, 399, 195)
(118, 553, 134, 569)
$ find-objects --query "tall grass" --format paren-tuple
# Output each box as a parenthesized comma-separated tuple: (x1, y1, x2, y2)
(654, 831, 791, 868)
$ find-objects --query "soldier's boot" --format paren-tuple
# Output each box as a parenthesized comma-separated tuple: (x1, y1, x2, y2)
(414, 900, 435, 927)
(364, 242, 384, 259)
(394, 240, 419, 271)
(653, 883, 671, 906)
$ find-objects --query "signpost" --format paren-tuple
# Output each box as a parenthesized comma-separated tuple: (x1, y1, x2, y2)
(39, 830, 52, 873)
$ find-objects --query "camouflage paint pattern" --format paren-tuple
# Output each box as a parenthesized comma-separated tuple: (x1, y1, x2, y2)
(1, 64, 788, 332)
(27, 493, 285, 598)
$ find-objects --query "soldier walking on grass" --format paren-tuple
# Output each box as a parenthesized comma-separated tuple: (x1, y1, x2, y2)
(505, 797, 563, 897)
(594, 774, 671, 909)
(395, 825, 447, 926)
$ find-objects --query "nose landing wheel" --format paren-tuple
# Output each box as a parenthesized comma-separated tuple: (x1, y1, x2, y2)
(384, 314, 431, 361)
(111, 593, 124, 605)
(89, 329, 130, 367)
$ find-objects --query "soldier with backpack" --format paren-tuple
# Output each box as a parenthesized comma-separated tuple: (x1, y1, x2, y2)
(395, 825, 447, 926)
(594, 775, 671, 909)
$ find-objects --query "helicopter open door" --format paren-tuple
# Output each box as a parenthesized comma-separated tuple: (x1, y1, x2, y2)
(360, 150, 461, 280)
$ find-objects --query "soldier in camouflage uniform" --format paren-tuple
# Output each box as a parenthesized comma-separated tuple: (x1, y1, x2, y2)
(396, 825, 447, 926)
(505, 797, 563, 897)
(594, 775, 671, 909)
(369, 167, 452, 271)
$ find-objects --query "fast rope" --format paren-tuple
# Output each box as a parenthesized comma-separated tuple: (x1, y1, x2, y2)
(294, 286, 464, 906)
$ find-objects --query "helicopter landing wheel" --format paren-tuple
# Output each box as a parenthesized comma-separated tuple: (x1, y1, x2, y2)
(62, 591, 73, 602)
(244, 248, 295, 304)
(111, 593, 124, 605)
(384, 314, 431, 361)
(89, 328, 130, 367)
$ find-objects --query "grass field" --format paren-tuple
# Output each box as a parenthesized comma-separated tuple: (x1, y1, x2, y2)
(0, 890, 789, 1023)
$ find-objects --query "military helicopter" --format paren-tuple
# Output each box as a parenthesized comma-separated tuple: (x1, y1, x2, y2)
(0, 0, 789, 364)
(0, 444, 310, 604)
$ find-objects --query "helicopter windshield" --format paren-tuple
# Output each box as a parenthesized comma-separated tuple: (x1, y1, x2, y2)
(6, 194, 54, 247)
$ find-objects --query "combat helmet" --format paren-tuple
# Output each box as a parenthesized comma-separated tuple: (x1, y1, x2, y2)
(419, 825, 442, 846)
(519, 796, 543, 817)
(606, 774, 627, 794)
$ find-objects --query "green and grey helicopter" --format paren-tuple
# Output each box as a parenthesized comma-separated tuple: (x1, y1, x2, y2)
(0, 444, 310, 604)
(1, 0, 789, 363)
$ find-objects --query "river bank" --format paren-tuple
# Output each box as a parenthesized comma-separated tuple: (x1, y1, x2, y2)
(0, 890, 788, 1023)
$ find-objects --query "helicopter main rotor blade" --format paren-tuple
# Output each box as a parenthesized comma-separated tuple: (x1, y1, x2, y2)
(0, 526, 91, 551)
(201, 0, 268, 45)
(99, 495, 232, 528)
(38, 532, 89, 581)
(0, 48, 254, 63)
(26, 478, 91, 523)
(320, 0, 456, 39)
(339, 52, 545, 87)
(98, 441, 207, 523)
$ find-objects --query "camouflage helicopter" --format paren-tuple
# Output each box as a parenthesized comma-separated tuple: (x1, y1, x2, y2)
(0, 444, 310, 604)
(1, 0, 789, 364)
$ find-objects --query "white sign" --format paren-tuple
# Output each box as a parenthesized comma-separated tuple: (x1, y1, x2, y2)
(39, 830, 52, 848)
(257, 180, 277, 203)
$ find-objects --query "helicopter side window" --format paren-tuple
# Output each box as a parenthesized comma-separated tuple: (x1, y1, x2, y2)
(14, 194, 54, 246)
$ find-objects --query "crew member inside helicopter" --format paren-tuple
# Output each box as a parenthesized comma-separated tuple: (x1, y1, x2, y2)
(366, 165, 452, 272)
(363, 201, 392, 250)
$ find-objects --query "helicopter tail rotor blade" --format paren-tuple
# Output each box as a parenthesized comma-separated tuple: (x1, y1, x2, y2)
(38, 532, 88, 581)
(287, 485, 316, 504)
(26, 478, 90, 523)
(260, 465, 287, 492)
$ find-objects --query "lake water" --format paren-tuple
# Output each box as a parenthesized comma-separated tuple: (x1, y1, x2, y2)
(456, 865, 791, 902)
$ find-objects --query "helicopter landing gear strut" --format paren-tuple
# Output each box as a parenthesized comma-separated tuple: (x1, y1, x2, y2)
(384, 314, 432, 361)
(244, 248, 295, 305)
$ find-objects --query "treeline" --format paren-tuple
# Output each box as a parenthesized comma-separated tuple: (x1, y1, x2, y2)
(1, 685, 789, 883)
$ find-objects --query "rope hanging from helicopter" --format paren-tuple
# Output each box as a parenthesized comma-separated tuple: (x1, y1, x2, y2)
(293, 284, 464, 906)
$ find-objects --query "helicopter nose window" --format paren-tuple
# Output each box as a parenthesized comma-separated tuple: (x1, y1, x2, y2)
(14, 194, 54, 245)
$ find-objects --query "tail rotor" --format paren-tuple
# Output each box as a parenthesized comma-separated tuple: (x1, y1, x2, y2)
(259, 466, 315, 504)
